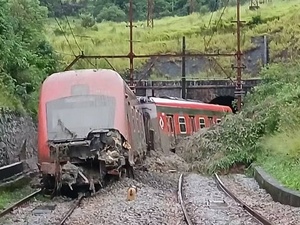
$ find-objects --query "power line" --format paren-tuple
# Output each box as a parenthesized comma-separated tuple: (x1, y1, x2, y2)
(205, 0, 230, 49)
(54, 17, 76, 56)
(204, 0, 219, 48)
(58, 0, 97, 69)
(63, 15, 82, 53)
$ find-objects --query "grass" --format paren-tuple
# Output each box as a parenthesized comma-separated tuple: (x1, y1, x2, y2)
(0, 178, 36, 210)
(46, 0, 300, 73)
(257, 131, 300, 191)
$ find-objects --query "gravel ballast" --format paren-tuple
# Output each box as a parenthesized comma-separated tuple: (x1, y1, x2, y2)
(0, 197, 75, 225)
(220, 174, 300, 225)
(183, 173, 261, 225)
(64, 171, 185, 225)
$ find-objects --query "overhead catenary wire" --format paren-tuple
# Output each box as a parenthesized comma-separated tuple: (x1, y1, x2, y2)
(43, 1, 76, 57)
(58, 0, 97, 69)
(59, 0, 117, 71)
(54, 17, 76, 56)
(204, 0, 219, 48)
(203, 0, 233, 82)
(205, 0, 230, 50)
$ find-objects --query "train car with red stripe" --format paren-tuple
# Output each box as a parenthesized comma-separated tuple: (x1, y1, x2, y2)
(138, 96, 232, 152)
(37, 69, 147, 195)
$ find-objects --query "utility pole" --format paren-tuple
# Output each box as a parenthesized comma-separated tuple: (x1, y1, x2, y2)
(128, 0, 135, 88)
(235, 0, 244, 112)
(181, 36, 186, 99)
(147, 0, 154, 28)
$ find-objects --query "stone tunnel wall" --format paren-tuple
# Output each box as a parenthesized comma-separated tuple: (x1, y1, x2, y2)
(135, 78, 261, 102)
(130, 35, 268, 80)
(0, 110, 37, 170)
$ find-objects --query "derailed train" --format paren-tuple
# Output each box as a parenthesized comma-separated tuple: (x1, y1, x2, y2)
(37, 69, 232, 195)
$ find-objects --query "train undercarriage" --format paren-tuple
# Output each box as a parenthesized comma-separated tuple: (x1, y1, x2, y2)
(39, 129, 135, 198)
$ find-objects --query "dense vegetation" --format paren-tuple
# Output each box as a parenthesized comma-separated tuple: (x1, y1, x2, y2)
(0, 0, 58, 115)
(182, 61, 300, 190)
(41, 0, 248, 22)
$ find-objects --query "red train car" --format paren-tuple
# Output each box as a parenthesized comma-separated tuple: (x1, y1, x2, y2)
(38, 69, 147, 194)
(138, 96, 232, 152)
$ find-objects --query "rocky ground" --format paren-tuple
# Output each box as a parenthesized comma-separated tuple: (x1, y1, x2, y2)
(0, 196, 75, 225)
(64, 171, 185, 225)
(220, 174, 300, 225)
(183, 173, 261, 225)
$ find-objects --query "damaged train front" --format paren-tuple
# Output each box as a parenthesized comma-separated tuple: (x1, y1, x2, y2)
(38, 84, 134, 197)
(43, 128, 133, 196)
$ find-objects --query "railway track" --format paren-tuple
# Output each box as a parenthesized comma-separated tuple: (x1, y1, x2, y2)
(0, 189, 42, 218)
(177, 174, 192, 225)
(0, 189, 85, 225)
(57, 195, 84, 225)
(178, 173, 274, 225)
(213, 173, 273, 225)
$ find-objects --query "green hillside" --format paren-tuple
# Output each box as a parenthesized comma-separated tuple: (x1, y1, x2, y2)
(47, 0, 300, 72)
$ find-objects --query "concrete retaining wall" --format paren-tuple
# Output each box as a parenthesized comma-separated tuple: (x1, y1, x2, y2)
(253, 165, 300, 207)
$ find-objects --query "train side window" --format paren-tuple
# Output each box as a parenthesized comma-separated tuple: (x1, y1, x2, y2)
(167, 116, 174, 133)
(199, 117, 206, 129)
(178, 116, 187, 134)
(216, 118, 221, 124)
(189, 116, 196, 133)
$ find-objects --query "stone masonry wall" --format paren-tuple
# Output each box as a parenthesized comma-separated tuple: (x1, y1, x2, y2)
(0, 110, 37, 171)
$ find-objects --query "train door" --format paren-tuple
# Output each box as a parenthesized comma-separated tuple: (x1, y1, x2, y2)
(166, 114, 176, 152)
(142, 111, 153, 153)
(189, 116, 196, 134)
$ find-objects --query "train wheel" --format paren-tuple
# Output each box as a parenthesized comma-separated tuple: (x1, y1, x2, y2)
(40, 175, 56, 198)
(119, 168, 126, 180)
(126, 165, 135, 179)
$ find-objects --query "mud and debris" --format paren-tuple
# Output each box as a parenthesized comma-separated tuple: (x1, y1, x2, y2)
(61, 162, 81, 188)
(141, 150, 189, 173)
(44, 129, 134, 193)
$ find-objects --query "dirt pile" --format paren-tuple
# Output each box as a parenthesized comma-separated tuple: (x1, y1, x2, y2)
(141, 150, 189, 173)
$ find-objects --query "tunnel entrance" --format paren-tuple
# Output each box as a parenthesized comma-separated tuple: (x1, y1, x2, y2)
(209, 96, 236, 113)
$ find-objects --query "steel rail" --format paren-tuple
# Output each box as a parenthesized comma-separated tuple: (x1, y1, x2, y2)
(58, 195, 84, 225)
(0, 188, 42, 218)
(213, 173, 274, 225)
(178, 174, 193, 225)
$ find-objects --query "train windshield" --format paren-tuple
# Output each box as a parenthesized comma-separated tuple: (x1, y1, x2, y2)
(46, 95, 116, 141)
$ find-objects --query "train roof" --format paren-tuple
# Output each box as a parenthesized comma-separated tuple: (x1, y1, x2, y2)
(43, 69, 125, 86)
(138, 96, 232, 112)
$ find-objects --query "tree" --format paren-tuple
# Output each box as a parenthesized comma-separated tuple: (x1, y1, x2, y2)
(42, 0, 250, 22)
(0, 0, 58, 114)
(96, 5, 126, 22)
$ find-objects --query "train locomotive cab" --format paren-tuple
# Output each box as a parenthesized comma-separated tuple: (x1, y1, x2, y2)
(38, 69, 140, 196)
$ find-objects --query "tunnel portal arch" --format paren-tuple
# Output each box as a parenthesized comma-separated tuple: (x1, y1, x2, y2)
(209, 95, 236, 113)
